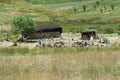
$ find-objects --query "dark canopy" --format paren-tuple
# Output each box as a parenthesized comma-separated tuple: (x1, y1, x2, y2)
(81, 30, 96, 35)
(36, 26, 62, 33)
(81, 30, 97, 40)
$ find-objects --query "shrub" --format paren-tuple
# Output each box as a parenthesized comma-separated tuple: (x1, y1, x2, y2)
(82, 5, 87, 12)
(111, 5, 115, 10)
(13, 42, 17, 46)
(12, 16, 35, 38)
(93, 4, 97, 10)
(96, 1, 100, 6)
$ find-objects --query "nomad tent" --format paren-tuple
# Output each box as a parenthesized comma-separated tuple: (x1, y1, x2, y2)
(81, 30, 98, 40)
(28, 26, 62, 39)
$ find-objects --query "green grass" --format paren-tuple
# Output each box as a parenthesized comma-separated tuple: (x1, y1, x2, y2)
(0, 33, 3, 41)
(24, 0, 88, 4)
(41, 0, 95, 8)
(0, 29, 10, 41)
(0, 0, 120, 32)
(0, 46, 120, 56)
(0, 0, 120, 34)
(62, 23, 120, 34)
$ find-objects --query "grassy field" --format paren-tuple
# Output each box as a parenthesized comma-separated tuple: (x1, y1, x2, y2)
(0, 0, 120, 80)
(0, 47, 120, 80)
(0, 46, 120, 55)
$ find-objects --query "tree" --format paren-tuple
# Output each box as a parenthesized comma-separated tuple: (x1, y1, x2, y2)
(93, 4, 97, 10)
(111, 5, 115, 10)
(96, 1, 100, 6)
(82, 5, 86, 12)
(12, 16, 35, 38)
(100, 8, 103, 13)
(73, 7, 77, 13)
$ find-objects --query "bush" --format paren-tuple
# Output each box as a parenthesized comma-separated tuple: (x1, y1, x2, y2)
(96, 1, 100, 6)
(111, 5, 115, 10)
(82, 5, 87, 12)
(13, 42, 17, 46)
(12, 16, 35, 37)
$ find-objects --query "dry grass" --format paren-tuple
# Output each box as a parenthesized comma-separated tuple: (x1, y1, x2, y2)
(0, 50, 120, 80)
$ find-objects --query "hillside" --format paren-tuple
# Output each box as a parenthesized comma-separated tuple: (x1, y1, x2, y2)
(0, 1, 120, 80)
(0, 0, 120, 33)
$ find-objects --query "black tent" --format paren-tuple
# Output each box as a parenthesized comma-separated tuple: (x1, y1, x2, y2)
(36, 26, 62, 33)
(81, 30, 97, 40)
(28, 26, 62, 39)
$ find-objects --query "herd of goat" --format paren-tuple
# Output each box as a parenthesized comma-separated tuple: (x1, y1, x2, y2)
(36, 36, 111, 48)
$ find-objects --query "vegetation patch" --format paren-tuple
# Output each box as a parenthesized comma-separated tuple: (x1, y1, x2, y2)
(24, 0, 87, 4)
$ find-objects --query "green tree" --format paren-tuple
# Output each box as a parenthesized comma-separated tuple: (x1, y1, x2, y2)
(82, 5, 86, 12)
(93, 4, 97, 10)
(73, 7, 77, 13)
(111, 5, 115, 10)
(12, 16, 35, 37)
(96, 1, 100, 6)
(100, 8, 103, 13)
